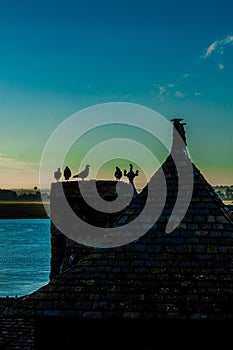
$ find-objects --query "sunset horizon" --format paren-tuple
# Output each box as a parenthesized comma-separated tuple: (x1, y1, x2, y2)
(0, 0, 232, 188)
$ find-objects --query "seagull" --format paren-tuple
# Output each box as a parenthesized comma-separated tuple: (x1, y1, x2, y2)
(73, 164, 90, 181)
(114, 166, 122, 180)
(63, 166, 72, 181)
(54, 167, 62, 182)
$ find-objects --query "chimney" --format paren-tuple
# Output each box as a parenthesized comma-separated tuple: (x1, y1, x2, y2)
(170, 118, 187, 154)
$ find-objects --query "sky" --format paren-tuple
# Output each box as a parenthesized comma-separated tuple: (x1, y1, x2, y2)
(0, 0, 232, 189)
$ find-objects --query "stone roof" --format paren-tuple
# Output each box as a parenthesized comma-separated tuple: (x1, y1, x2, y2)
(0, 317, 34, 349)
(2, 118, 233, 348)
(3, 151, 233, 320)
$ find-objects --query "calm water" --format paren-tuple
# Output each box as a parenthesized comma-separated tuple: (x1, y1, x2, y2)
(0, 218, 51, 297)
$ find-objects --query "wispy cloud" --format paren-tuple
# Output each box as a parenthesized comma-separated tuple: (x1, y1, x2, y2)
(0, 154, 39, 187)
(153, 35, 231, 104)
(174, 90, 184, 98)
(153, 83, 186, 100)
(153, 84, 167, 101)
(158, 85, 166, 95)
(0, 153, 38, 172)
(203, 41, 218, 58)
(202, 35, 233, 58)
(153, 83, 177, 101)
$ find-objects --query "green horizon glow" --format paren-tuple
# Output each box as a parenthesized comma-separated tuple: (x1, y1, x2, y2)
(0, 1, 232, 188)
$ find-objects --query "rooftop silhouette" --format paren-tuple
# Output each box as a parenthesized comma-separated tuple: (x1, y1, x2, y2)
(1, 118, 233, 348)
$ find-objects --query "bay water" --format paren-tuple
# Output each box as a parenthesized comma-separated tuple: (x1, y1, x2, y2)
(0, 218, 51, 297)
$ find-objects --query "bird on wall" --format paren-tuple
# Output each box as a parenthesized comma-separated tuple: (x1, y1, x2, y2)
(63, 166, 72, 181)
(73, 164, 90, 181)
(54, 167, 62, 182)
(114, 166, 122, 180)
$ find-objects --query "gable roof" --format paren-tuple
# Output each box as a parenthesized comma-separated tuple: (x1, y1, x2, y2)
(4, 147, 233, 320)
(2, 118, 233, 350)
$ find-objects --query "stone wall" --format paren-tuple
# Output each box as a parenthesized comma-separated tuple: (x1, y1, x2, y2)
(49, 180, 132, 280)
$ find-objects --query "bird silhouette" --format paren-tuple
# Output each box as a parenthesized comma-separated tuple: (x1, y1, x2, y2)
(73, 164, 90, 181)
(54, 167, 62, 182)
(114, 166, 122, 180)
(63, 166, 72, 181)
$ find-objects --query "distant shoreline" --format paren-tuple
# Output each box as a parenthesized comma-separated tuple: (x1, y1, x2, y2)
(0, 201, 50, 219)
(0, 200, 231, 220)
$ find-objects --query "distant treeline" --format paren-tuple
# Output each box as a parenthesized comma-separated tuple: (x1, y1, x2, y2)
(0, 188, 49, 201)
(0, 186, 232, 202)
(213, 186, 233, 201)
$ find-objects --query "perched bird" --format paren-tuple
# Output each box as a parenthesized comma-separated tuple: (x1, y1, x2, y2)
(73, 164, 90, 181)
(114, 166, 122, 180)
(63, 166, 72, 181)
(54, 167, 62, 182)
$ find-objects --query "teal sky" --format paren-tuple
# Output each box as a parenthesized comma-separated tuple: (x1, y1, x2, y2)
(0, 0, 232, 188)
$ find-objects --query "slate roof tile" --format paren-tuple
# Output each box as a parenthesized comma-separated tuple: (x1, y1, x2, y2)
(1, 122, 233, 347)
